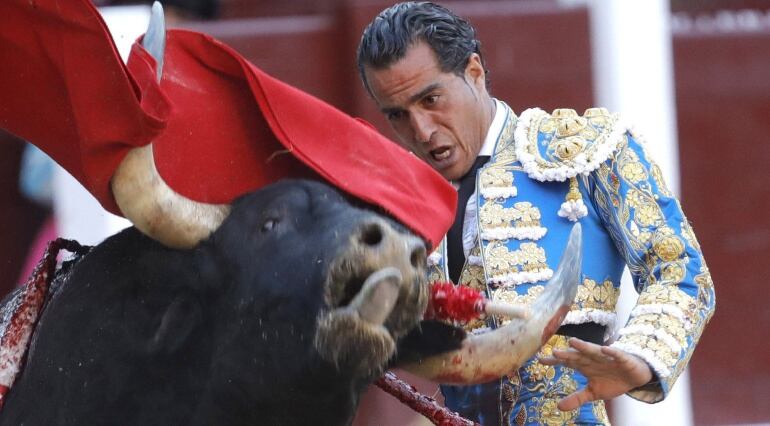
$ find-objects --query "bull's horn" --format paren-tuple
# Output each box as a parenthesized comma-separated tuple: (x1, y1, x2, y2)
(111, 2, 230, 249)
(350, 267, 402, 325)
(402, 223, 582, 384)
(112, 146, 231, 249)
(144, 1, 166, 81)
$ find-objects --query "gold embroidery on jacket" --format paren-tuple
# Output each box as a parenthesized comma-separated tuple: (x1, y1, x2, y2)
(458, 247, 489, 331)
(524, 108, 619, 174)
(428, 268, 445, 285)
(480, 167, 515, 191)
(428, 264, 447, 284)
(592, 400, 611, 425)
(637, 284, 699, 323)
(576, 278, 620, 311)
(627, 312, 687, 346)
(524, 335, 580, 425)
(483, 242, 551, 284)
(627, 188, 663, 228)
(617, 283, 699, 375)
(553, 136, 587, 161)
(427, 243, 447, 285)
(479, 202, 543, 230)
(659, 261, 687, 284)
(681, 220, 702, 252)
(619, 148, 648, 183)
(501, 376, 519, 426)
(490, 278, 619, 327)
(695, 266, 715, 306)
(622, 334, 679, 366)
(651, 227, 686, 262)
(651, 163, 674, 197)
(480, 203, 511, 228)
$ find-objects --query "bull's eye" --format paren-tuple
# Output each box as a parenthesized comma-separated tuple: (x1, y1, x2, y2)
(261, 218, 279, 232)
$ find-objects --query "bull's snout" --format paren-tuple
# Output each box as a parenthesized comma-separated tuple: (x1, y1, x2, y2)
(347, 219, 428, 332)
(315, 217, 430, 376)
(355, 220, 427, 278)
(323, 219, 428, 329)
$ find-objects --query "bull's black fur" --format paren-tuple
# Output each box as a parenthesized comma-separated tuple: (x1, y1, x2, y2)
(0, 180, 459, 426)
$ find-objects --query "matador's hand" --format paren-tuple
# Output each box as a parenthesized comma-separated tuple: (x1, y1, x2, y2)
(538, 337, 654, 411)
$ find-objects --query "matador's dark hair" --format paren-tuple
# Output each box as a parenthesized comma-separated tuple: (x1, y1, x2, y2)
(356, 2, 488, 96)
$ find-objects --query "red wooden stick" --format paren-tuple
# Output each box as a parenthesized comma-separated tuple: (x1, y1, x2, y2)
(375, 371, 479, 426)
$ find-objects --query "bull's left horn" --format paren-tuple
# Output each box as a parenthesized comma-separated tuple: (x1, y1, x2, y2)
(402, 223, 582, 384)
(111, 2, 230, 249)
(112, 145, 231, 249)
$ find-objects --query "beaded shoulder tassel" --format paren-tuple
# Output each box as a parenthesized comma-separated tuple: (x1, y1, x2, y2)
(558, 177, 587, 222)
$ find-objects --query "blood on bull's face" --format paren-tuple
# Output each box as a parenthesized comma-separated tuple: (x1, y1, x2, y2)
(0, 180, 431, 426)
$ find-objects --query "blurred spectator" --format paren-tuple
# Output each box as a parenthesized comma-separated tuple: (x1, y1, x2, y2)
(15, 145, 58, 287)
(19, 145, 54, 208)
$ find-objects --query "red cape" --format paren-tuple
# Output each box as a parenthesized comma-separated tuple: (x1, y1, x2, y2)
(0, 0, 456, 247)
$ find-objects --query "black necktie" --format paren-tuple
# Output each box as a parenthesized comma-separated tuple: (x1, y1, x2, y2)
(447, 155, 490, 284)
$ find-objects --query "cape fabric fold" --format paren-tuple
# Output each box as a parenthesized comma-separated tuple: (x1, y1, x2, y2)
(0, 0, 456, 247)
(0, 0, 169, 213)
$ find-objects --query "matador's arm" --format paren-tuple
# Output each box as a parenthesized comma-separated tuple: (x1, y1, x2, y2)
(586, 127, 716, 403)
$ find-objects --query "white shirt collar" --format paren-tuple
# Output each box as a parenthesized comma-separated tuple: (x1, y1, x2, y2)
(459, 99, 506, 256)
(450, 99, 506, 190)
(478, 99, 506, 157)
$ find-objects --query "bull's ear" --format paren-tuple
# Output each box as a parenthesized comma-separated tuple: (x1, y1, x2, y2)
(148, 292, 202, 355)
(389, 320, 466, 367)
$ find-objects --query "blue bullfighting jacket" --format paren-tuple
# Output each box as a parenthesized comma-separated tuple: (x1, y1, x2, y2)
(427, 102, 715, 404)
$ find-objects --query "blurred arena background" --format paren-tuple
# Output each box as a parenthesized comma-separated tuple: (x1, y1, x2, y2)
(1, 0, 768, 424)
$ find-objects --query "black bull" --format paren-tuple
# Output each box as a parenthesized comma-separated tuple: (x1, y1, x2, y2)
(0, 179, 464, 426)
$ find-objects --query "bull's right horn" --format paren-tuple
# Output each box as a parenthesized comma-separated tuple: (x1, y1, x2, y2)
(402, 223, 583, 384)
(111, 2, 230, 249)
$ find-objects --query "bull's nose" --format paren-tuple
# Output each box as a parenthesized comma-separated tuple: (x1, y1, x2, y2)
(409, 240, 426, 268)
(358, 222, 384, 247)
(342, 218, 428, 340)
(357, 222, 426, 267)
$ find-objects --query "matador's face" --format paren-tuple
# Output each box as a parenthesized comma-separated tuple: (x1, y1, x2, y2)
(364, 41, 492, 181)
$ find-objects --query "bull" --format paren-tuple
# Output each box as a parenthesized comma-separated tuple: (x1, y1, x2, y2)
(0, 178, 580, 426)
(0, 180, 434, 425)
(0, 2, 581, 424)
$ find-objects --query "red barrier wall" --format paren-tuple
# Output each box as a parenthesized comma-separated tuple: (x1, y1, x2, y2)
(675, 26, 770, 425)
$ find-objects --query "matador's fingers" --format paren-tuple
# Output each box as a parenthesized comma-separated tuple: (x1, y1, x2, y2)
(557, 388, 594, 412)
(540, 339, 616, 367)
(537, 355, 561, 366)
(601, 345, 646, 370)
(538, 347, 581, 366)
(569, 338, 614, 364)
(568, 337, 602, 354)
(599, 345, 626, 362)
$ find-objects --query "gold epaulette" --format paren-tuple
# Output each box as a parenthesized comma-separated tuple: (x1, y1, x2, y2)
(513, 107, 627, 182)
